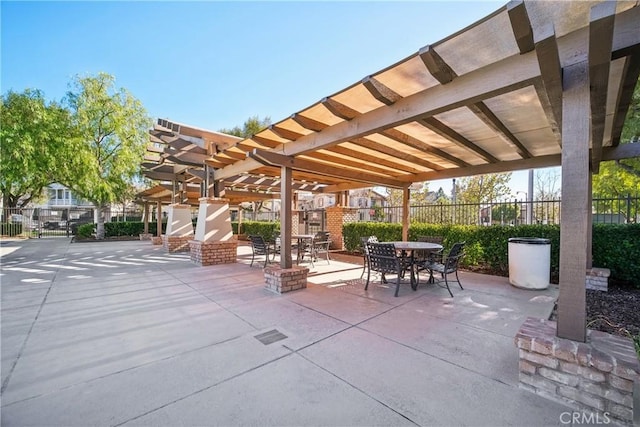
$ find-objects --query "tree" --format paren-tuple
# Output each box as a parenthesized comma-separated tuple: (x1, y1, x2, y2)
(219, 115, 271, 138)
(592, 78, 640, 197)
(455, 173, 512, 204)
(0, 89, 73, 210)
(60, 73, 151, 239)
(534, 167, 561, 200)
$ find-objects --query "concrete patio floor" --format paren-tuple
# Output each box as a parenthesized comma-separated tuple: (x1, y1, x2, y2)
(1, 238, 579, 426)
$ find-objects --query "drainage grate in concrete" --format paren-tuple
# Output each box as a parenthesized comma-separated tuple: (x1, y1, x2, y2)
(254, 329, 288, 345)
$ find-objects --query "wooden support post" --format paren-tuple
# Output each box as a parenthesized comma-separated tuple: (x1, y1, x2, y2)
(156, 201, 162, 237)
(280, 166, 293, 269)
(214, 180, 225, 198)
(557, 61, 589, 342)
(402, 187, 410, 241)
(182, 180, 188, 204)
(143, 202, 149, 234)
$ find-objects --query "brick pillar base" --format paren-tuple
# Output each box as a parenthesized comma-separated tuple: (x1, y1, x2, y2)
(586, 268, 610, 292)
(515, 317, 639, 424)
(189, 240, 238, 266)
(151, 236, 162, 245)
(264, 265, 308, 294)
(139, 233, 152, 241)
(162, 234, 193, 253)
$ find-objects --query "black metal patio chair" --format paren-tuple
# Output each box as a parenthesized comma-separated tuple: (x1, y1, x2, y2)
(359, 235, 378, 279)
(311, 231, 331, 266)
(365, 242, 405, 297)
(248, 234, 272, 268)
(422, 241, 465, 297)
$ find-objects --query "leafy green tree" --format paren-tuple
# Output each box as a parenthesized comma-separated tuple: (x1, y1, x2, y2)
(60, 73, 151, 239)
(593, 78, 640, 197)
(455, 173, 512, 204)
(219, 115, 271, 138)
(0, 89, 73, 209)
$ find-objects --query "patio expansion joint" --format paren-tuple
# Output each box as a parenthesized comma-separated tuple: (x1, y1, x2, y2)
(112, 352, 295, 427)
(0, 243, 72, 395)
(0, 332, 267, 409)
(294, 350, 422, 426)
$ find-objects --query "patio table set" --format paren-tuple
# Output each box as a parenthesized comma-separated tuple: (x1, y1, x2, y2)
(361, 236, 465, 298)
(248, 232, 331, 269)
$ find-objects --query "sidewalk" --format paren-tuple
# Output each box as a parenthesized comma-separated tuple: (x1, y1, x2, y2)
(1, 238, 575, 426)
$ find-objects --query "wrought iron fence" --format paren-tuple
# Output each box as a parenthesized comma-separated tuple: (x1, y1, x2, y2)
(354, 195, 640, 226)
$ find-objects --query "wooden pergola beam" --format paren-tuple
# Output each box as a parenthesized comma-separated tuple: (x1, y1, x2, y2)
(611, 55, 640, 146)
(418, 45, 457, 84)
(507, 0, 534, 54)
(330, 144, 425, 174)
(534, 23, 563, 146)
(380, 128, 466, 168)
(589, 1, 616, 173)
(418, 117, 498, 163)
(290, 113, 329, 132)
(249, 149, 408, 188)
(321, 97, 360, 120)
(269, 125, 306, 141)
(349, 137, 445, 172)
(250, 135, 281, 149)
(468, 102, 532, 158)
(303, 151, 406, 177)
(362, 76, 402, 105)
(406, 143, 640, 183)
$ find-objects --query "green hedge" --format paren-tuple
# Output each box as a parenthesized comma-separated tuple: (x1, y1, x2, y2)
(344, 222, 640, 286)
(592, 223, 640, 284)
(237, 221, 280, 241)
(77, 222, 169, 237)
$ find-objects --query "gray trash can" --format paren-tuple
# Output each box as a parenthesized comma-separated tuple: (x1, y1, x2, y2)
(508, 237, 551, 290)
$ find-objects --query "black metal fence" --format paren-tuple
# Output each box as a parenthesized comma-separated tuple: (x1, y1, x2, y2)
(2, 195, 638, 238)
(355, 194, 640, 226)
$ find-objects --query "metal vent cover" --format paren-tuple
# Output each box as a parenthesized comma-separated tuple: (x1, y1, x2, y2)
(254, 329, 288, 345)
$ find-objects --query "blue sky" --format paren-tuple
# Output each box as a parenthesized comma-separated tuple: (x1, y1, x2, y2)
(2, 0, 533, 194)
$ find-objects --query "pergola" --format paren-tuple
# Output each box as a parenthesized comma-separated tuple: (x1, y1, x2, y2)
(142, 1, 640, 342)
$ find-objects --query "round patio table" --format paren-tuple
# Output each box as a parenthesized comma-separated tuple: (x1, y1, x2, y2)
(387, 241, 443, 289)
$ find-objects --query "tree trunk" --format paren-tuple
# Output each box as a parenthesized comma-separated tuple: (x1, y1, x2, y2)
(96, 205, 106, 240)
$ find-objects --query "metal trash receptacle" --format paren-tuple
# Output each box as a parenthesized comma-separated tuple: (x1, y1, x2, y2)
(508, 237, 551, 290)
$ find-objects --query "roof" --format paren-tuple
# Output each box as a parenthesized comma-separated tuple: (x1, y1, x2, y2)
(142, 1, 640, 200)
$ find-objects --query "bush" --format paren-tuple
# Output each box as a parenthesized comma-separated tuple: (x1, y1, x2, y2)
(592, 223, 640, 285)
(239, 221, 280, 241)
(343, 222, 639, 286)
(76, 223, 94, 238)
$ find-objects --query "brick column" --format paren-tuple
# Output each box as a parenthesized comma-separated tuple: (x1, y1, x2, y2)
(515, 317, 639, 424)
(264, 265, 308, 294)
(189, 197, 237, 266)
(325, 206, 358, 250)
(163, 204, 194, 253)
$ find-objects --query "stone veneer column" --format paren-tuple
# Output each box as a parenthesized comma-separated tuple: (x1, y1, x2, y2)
(162, 204, 194, 253)
(515, 317, 639, 424)
(325, 206, 358, 250)
(264, 265, 308, 294)
(188, 197, 238, 266)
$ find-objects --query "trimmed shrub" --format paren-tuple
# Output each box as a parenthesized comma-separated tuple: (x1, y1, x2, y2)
(239, 221, 280, 241)
(77, 223, 94, 238)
